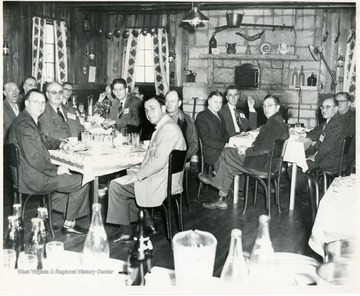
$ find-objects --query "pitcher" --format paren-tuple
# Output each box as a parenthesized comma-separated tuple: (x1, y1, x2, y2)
(277, 43, 290, 55)
(226, 43, 237, 54)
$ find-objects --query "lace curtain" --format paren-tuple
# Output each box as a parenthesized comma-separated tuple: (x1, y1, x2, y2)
(122, 29, 140, 92)
(32, 16, 68, 90)
(343, 33, 356, 100)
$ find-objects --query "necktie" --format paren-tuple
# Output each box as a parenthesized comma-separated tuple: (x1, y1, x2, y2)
(13, 103, 19, 115)
(57, 107, 66, 122)
(234, 108, 242, 131)
(118, 102, 123, 119)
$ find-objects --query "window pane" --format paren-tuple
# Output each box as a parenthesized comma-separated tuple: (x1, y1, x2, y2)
(45, 44, 55, 62)
(45, 24, 54, 43)
(143, 50, 152, 63)
(144, 67, 154, 82)
(135, 35, 154, 83)
(44, 63, 55, 82)
(137, 53, 145, 66)
(136, 68, 145, 82)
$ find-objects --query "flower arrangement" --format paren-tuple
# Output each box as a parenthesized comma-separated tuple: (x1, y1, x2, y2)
(93, 101, 110, 117)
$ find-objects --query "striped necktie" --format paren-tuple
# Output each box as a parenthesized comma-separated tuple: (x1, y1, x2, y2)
(234, 108, 242, 131)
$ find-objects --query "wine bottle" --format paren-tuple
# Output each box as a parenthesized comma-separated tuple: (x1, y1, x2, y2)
(37, 207, 50, 258)
(27, 217, 46, 269)
(220, 229, 248, 285)
(12, 204, 25, 255)
(128, 209, 154, 286)
(299, 65, 305, 86)
(83, 203, 110, 268)
(5, 215, 23, 269)
(209, 33, 217, 54)
(291, 67, 299, 86)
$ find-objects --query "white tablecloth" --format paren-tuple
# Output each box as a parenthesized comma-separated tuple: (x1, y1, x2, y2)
(308, 174, 358, 257)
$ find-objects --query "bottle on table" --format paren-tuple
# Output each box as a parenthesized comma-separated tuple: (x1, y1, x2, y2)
(27, 217, 46, 269)
(128, 209, 154, 286)
(12, 203, 25, 250)
(220, 228, 248, 285)
(37, 207, 50, 258)
(291, 67, 299, 86)
(299, 65, 305, 86)
(83, 203, 110, 268)
(5, 215, 25, 269)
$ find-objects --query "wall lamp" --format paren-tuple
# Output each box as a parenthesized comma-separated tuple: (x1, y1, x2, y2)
(84, 48, 95, 60)
(3, 36, 9, 56)
(182, 3, 209, 28)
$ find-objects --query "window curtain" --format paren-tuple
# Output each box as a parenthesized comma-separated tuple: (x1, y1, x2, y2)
(32, 16, 68, 90)
(152, 28, 170, 95)
(343, 31, 356, 99)
(122, 29, 140, 92)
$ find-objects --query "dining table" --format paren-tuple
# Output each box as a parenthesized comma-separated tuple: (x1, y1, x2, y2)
(229, 130, 312, 209)
(308, 174, 358, 258)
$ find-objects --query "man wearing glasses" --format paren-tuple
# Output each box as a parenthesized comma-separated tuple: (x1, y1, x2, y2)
(3, 82, 20, 143)
(39, 81, 84, 139)
(8, 89, 90, 235)
(102, 78, 142, 133)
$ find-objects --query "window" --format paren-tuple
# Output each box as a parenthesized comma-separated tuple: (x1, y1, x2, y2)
(43, 23, 55, 82)
(135, 34, 154, 83)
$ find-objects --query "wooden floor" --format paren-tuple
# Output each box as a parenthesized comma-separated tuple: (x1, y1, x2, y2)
(2, 164, 322, 276)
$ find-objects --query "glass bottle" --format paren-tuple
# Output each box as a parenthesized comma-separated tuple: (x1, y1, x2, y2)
(87, 95, 94, 116)
(299, 65, 305, 86)
(245, 45, 251, 55)
(5, 215, 22, 268)
(220, 229, 248, 285)
(307, 73, 317, 86)
(12, 204, 25, 252)
(248, 215, 275, 283)
(128, 209, 154, 286)
(37, 207, 50, 258)
(83, 203, 110, 268)
(27, 217, 45, 269)
(209, 33, 217, 54)
(291, 67, 299, 86)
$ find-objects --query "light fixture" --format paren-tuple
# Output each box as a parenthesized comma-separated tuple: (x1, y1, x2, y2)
(182, 3, 209, 28)
(83, 14, 91, 32)
(84, 48, 95, 60)
(3, 36, 9, 56)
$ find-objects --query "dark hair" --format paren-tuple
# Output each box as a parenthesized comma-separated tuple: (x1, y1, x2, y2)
(24, 89, 45, 101)
(23, 76, 37, 85)
(208, 90, 223, 100)
(137, 86, 145, 96)
(62, 82, 73, 87)
(323, 97, 339, 107)
(335, 92, 352, 102)
(111, 78, 127, 92)
(264, 94, 280, 105)
(144, 95, 165, 107)
(224, 85, 239, 97)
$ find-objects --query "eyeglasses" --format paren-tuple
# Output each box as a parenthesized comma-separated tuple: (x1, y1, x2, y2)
(336, 100, 348, 104)
(26, 83, 37, 88)
(262, 104, 277, 109)
(47, 90, 64, 96)
(28, 100, 46, 106)
(7, 88, 20, 93)
(320, 105, 335, 110)
(114, 87, 126, 92)
(132, 92, 139, 96)
(63, 88, 73, 92)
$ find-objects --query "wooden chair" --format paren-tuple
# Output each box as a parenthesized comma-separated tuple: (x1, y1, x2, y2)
(4, 143, 55, 237)
(183, 164, 191, 212)
(150, 149, 187, 246)
(305, 171, 321, 224)
(243, 139, 288, 218)
(197, 138, 214, 198)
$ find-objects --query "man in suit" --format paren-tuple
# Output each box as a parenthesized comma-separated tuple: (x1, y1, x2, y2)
(8, 89, 90, 235)
(3, 82, 20, 143)
(39, 81, 84, 139)
(102, 78, 142, 133)
(219, 85, 257, 137)
(199, 95, 289, 210)
(18, 76, 38, 111)
(195, 90, 230, 170)
(106, 95, 186, 243)
(165, 90, 198, 162)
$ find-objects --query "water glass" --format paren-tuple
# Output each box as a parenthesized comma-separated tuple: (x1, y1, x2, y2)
(2, 249, 16, 269)
(324, 239, 355, 263)
(17, 252, 38, 269)
(45, 241, 65, 268)
(131, 133, 140, 147)
(316, 261, 355, 285)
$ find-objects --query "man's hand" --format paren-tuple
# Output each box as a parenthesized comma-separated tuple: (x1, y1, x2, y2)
(247, 96, 256, 112)
(235, 144, 247, 156)
(57, 165, 71, 175)
(307, 155, 316, 162)
(114, 173, 138, 185)
(60, 141, 73, 153)
(102, 119, 116, 129)
(98, 92, 106, 103)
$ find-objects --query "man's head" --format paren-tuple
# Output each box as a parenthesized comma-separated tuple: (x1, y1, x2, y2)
(207, 90, 223, 113)
(144, 95, 167, 125)
(62, 82, 73, 100)
(320, 97, 338, 120)
(165, 90, 182, 116)
(111, 78, 128, 101)
(23, 76, 37, 94)
(335, 92, 352, 115)
(131, 86, 145, 101)
(46, 82, 64, 108)
(225, 85, 240, 107)
(4, 82, 20, 104)
(262, 94, 280, 119)
(25, 89, 46, 119)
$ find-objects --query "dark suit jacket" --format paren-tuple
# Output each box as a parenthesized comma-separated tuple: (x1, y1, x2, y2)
(219, 103, 257, 137)
(8, 110, 62, 194)
(306, 112, 345, 174)
(3, 99, 19, 142)
(62, 104, 84, 138)
(195, 108, 229, 165)
(244, 111, 289, 171)
(39, 103, 71, 140)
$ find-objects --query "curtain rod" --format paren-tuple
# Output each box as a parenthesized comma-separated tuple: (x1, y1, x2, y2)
(33, 15, 66, 22)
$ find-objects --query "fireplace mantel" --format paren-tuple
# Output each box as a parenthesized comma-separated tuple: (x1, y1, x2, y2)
(199, 54, 299, 61)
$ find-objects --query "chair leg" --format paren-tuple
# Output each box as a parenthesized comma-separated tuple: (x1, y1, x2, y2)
(274, 178, 281, 213)
(46, 194, 55, 238)
(254, 180, 258, 207)
(183, 170, 191, 212)
(197, 182, 203, 198)
(177, 196, 184, 231)
(22, 195, 32, 219)
(243, 176, 250, 215)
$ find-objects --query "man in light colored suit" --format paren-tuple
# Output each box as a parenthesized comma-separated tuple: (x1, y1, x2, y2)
(219, 85, 257, 137)
(106, 95, 186, 243)
(3, 82, 20, 143)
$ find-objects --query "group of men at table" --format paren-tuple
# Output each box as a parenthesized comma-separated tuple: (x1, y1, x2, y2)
(3, 76, 355, 242)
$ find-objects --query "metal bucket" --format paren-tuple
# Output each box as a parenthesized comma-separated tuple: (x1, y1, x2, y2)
(226, 13, 243, 27)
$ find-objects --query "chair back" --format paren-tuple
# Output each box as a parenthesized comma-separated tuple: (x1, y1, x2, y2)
(339, 136, 353, 176)
(167, 150, 187, 197)
(4, 143, 20, 191)
(305, 171, 320, 223)
(198, 137, 205, 174)
(268, 139, 288, 176)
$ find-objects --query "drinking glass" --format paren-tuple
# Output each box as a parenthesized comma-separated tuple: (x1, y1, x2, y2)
(2, 249, 16, 269)
(324, 239, 355, 263)
(316, 261, 355, 285)
(131, 133, 140, 147)
(45, 241, 65, 268)
(17, 252, 37, 269)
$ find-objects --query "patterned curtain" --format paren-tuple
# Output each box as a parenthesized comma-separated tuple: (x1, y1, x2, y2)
(32, 17, 46, 89)
(343, 31, 356, 99)
(152, 28, 170, 95)
(53, 20, 68, 83)
(122, 29, 140, 92)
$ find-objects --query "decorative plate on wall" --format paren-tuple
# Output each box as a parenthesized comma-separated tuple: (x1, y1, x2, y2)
(260, 43, 272, 55)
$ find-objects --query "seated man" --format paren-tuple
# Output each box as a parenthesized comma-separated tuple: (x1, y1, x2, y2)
(18, 76, 38, 111)
(165, 90, 198, 162)
(3, 82, 20, 143)
(106, 95, 186, 243)
(8, 89, 90, 235)
(39, 81, 84, 139)
(195, 90, 230, 170)
(102, 78, 142, 133)
(199, 95, 289, 210)
(219, 85, 257, 137)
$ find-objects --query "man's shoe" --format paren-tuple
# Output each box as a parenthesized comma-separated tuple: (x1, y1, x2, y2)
(202, 197, 228, 210)
(108, 230, 133, 243)
(198, 173, 212, 185)
(61, 224, 88, 236)
(145, 224, 159, 236)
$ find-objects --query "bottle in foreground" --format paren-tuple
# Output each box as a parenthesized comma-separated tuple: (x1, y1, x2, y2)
(5, 215, 24, 269)
(83, 203, 110, 268)
(220, 228, 248, 285)
(27, 217, 46, 269)
(37, 207, 50, 258)
(128, 209, 154, 286)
